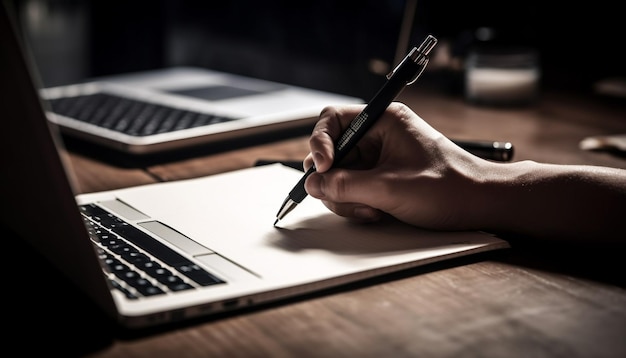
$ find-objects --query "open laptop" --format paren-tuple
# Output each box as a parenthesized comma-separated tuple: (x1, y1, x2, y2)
(14, 2, 364, 155)
(40, 67, 363, 155)
(1, 1, 509, 330)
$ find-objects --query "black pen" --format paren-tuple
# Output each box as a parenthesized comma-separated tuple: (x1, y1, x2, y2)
(452, 140, 514, 162)
(274, 35, 438, 225)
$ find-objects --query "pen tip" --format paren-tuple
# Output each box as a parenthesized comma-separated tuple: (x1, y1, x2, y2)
(273, 219, 279, 226)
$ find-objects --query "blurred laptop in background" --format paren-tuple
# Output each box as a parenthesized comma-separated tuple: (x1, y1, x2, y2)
(13, 0, 420, 155)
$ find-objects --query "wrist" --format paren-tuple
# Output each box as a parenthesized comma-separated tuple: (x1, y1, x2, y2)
(465, 160, 541, 234)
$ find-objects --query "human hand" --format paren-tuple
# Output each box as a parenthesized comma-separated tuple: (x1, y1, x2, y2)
(303, 102, 490, 230)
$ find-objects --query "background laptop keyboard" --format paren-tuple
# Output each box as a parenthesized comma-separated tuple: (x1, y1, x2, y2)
(80, 203, 225, 299)
(48, 93, 238, 136)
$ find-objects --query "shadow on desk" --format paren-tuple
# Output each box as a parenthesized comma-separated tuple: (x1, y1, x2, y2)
(499, 235, 626, 287)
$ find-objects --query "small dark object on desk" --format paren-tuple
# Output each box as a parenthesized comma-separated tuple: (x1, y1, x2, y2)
(453, 139, 514, 162)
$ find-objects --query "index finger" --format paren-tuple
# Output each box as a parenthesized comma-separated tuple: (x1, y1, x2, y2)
(308, 104, 367, 173)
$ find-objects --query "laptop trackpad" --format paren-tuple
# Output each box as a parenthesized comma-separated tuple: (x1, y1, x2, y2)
(139, 221, 213, 256)
(194, 254, 260, 281)
(138, 221, 258, 281)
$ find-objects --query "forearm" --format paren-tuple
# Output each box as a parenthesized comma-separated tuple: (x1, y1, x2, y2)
(475, 160, 626, 243)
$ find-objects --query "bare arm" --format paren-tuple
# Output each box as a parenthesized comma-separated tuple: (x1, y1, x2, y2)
(303, 103, 626, 244)
(475, 160, 626, 243)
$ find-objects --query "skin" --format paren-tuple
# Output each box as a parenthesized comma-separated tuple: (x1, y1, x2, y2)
(303, 103, 626, 243)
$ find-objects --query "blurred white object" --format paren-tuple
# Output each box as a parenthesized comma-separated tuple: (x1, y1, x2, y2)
(465, 48, 539, 106)
(593, 77, 626, 98)
(579, 134, 626, 153)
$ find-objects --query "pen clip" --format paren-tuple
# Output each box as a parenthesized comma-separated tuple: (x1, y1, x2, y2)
(389, 35, 437, 84)
(387, 55, 429, 85)
(407, 57, 428, 85)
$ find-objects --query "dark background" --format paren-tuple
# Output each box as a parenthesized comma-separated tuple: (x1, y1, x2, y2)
(10, 0, 626, 99)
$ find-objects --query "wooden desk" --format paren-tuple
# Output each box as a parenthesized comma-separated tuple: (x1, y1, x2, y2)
(19, 88, 626, 357)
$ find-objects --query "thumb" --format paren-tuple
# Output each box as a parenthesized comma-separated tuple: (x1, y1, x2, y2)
(305, 168, 381, 207)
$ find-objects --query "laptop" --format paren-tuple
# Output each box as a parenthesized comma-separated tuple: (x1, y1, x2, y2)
(40, 67, 363, 155)
(14, 2, 364, 155)
(1, 1, 509, 330)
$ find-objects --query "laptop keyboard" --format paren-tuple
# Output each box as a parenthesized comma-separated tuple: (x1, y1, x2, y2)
(48, 93, 238, 136)
(79, 203, 225, 299)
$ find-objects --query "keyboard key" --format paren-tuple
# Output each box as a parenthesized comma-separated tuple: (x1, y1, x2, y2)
(109, 279, 138, 299)
(178, 264, 224, 286)
(133, 281, 165, 297)
(122, 251, 150, 265)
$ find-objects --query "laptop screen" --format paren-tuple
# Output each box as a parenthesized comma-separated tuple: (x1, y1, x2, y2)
(0, 0, 117, 316)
